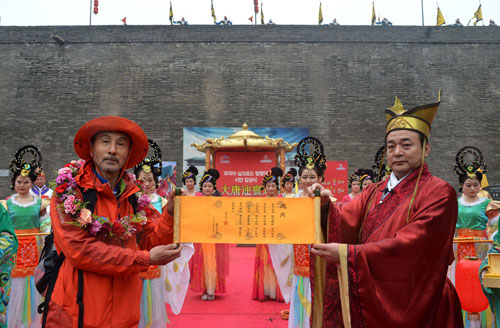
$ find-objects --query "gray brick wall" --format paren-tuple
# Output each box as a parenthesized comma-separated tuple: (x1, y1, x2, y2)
(0, 25, 499, 198)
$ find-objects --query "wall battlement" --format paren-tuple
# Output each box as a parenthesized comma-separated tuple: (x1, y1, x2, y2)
(1, 25, 498, 196)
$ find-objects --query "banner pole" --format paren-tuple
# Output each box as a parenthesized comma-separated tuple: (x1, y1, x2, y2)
(174, 188, 181, 244)
(314, 189, 321, 244)
(16, 232, 50, 237)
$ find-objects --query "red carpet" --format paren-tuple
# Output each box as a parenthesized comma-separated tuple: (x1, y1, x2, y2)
(167, 244, 289, 327)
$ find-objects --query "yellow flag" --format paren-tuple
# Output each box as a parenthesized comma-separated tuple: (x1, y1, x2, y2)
(319, 2, 323, 25)
(371, 2, 376, 25)
(211, 0, 216, 24)
(261, 1, 264, 24)
(169, 1, 174, 25)
(436, 7, 445, 26)
(469, 4, 483, 26)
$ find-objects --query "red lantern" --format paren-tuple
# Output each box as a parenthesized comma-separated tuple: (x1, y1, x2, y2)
(93, 7, 98, 14)
(94, 0, 98, 6)
(455, 259, 489, 313)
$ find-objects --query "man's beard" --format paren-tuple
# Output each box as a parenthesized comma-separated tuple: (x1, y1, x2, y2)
(98, 156, 122, 174)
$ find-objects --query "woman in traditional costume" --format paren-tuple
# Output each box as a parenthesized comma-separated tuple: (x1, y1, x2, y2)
(2, 145, 50, 328)
(453, 147, 499, 327)
(359, 169, 376, 190)
(252, 168, 285, 302)
(342, 170, 362, 204)
(135, 140, 194, 326)
(182, 166, 202, 196)
(270, 137, 327, 328)
(134, 140, 169, 328)
(454, 147, 499, 261)
(282, 168, 298, 198)
(189, 169, 229, 300)
(0, 203, 18, 328)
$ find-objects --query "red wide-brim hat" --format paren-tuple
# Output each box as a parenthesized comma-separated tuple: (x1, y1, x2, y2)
(74, 116, 148, 169)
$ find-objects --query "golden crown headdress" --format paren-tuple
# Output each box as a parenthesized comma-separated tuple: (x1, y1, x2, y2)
(9, 145, 42, 189)
(385, 90, 441, 139)
(454, 146, 486, 181)
(134, 139, 162, 177)
(294, 137, 327, 174)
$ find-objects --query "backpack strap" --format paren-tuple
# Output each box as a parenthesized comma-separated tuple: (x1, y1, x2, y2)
(40, 248, 65, 327)
(128, 193, 138, 214)
(74, 187, 96, 328)
(76, 269, 84, 327)
(81, 186, 137, 214)
(80, 188, 98, 213)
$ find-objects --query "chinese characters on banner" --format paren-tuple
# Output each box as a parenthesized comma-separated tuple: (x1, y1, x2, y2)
(322, 160, 348, 200)
(215, 151, 276, 197)
(175, 196, 317, 244)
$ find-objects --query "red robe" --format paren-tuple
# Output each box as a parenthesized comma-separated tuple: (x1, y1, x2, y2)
(321, 164, 463, 328)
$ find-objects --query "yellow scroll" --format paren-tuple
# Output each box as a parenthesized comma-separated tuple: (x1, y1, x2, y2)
(174, 195, 321, 244)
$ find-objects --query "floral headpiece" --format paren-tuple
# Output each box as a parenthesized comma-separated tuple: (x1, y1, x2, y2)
(454, 146, 486, 184)
(372, 145, 391, 182)
(9, 145, 42, 189)
(281, 168, 297, 187)
(199, 169, 220, 191)
(262, 167, 284, 190)
(360, 170, 376, 184)
(294, 137, 327, 175)
(348, 172, 361, 187)
(134, 139, 162, 178)
(182, 166, 199, 184)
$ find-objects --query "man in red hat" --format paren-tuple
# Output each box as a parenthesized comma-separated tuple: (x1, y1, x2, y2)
(46, 116, 182, 327)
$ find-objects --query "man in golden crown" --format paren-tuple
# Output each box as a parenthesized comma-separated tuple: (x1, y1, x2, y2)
(309, 92, 463, 327)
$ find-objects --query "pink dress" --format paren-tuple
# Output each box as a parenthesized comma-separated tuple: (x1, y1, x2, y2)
(342, 194, 353, 204)
(189, 191, 229, 295)
(252, 194, 285, 302)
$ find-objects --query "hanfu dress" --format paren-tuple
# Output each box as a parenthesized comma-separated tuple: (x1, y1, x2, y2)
(252, 194, 285, 302)
(3, 195, 50, 328)
(189, 192, 229, 298)
(0, 205, 18, 328)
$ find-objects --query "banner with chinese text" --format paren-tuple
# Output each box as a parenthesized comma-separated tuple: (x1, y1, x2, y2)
(323, 160, 348, 201)
(174, 196, 320, 244)
(215, 151, 275, 196)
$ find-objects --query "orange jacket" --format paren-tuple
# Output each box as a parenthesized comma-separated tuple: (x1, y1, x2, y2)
(46, 161, 173, 328)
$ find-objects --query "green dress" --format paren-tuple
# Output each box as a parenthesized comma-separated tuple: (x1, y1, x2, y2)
(5, 195, 46, 328)
(7, 196, 41, 230)
(457, 196, 491, 231)
(0, 204, 18, 328)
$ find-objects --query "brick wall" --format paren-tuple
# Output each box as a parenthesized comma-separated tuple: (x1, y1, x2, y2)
(0, 25, 499, 198)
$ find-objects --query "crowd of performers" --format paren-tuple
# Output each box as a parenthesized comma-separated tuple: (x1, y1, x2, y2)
(0, 101, 499, 327)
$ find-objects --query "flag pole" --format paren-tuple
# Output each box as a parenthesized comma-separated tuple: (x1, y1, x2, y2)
(421, 0, 424, 25)
(89, 0, 92, 26)
(255, 1, 257, 26)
